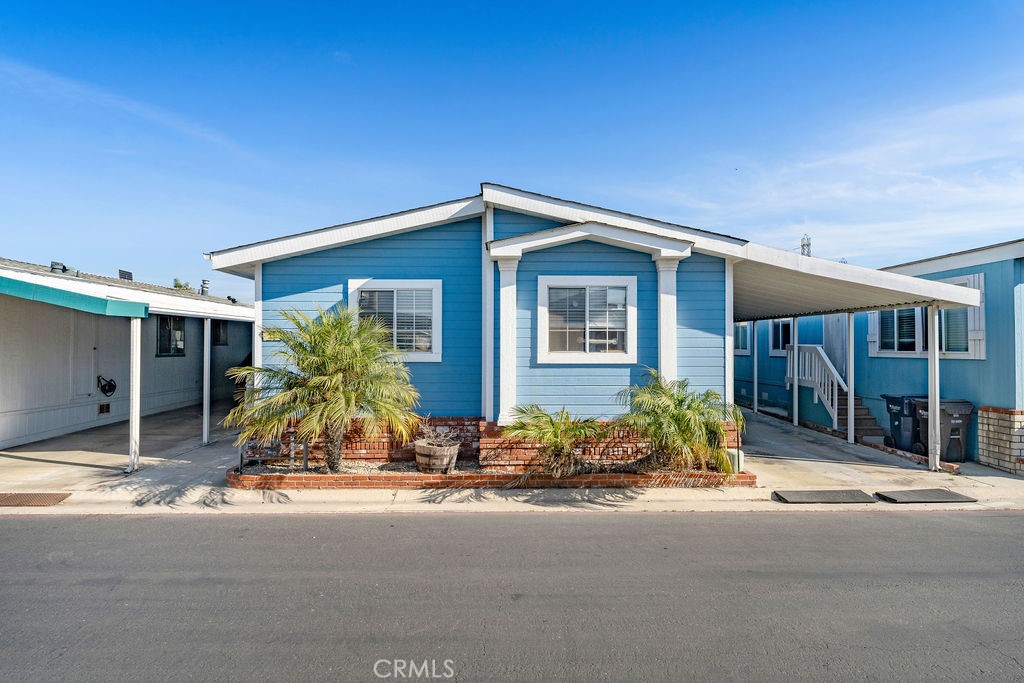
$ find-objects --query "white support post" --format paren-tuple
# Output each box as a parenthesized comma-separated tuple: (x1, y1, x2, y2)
(791, 317, 799, 427)
(482, 206, 495, 422)
(752, 320, 759, 413)
(927, 305, 941, 471)
(723, 258, 735, 405)
(847, 312, 855, 444)
(253, 262, 263, 369)
(655, 257, 681, 382)
(126, 316, 142, 473)
(496, 257, 519, 424)
(202, 317, 211, 446)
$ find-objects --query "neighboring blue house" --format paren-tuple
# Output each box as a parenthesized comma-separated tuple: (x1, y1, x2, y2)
(208, 184, 976, 469)
(735, 239, 1024, 475)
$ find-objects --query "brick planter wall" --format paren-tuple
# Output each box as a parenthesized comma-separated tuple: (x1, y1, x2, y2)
(226, 467, 756, 490)
(252, 417, 485, 463)
(977, 407, 1024, 476)
(479, 421, 741, 471)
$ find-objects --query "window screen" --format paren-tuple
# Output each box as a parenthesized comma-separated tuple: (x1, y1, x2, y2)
(547, 285, 627, 353)
(359, 288, 433, 352)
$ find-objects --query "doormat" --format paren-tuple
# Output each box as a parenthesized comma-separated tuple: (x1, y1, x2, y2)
(773, 489, 876, 504)
(875, 488, 978, 504)
(0, 492, 72, 506)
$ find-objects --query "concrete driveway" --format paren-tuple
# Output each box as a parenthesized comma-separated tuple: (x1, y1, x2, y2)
(741, 409, 1024, 504)
(0, 402, 240, 498)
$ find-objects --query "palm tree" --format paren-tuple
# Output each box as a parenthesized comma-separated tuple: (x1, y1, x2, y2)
(615, 369, 744, 474)
(502, 404, 605, 478)
(224, 307, 420, 472)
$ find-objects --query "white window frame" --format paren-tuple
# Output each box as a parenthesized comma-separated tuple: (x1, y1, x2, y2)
(867, 273, 985, 360)
(347, 278, 442, 363)
(734, 321, 751, 356)
(537, 275, 637, 365)
(769, 318, 792, 357)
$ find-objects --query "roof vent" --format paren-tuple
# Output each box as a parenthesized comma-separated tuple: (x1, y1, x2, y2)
(118, 269, 133, 281)
(200, 279, 210, 296)
(50, 261, 67, 273)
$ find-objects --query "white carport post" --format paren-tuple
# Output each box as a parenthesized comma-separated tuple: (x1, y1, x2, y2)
(126, 316, 142, 473)
(791, 317, 799, 426)
(847, 312, 855, 444)
(202, 317, 211, 446)
(752, 321, 759, 413)
(927, 305, 941, 471)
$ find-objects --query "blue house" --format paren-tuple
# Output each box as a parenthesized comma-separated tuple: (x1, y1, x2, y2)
(208, 184, 977, 468)
(735, 239, 1024, 475)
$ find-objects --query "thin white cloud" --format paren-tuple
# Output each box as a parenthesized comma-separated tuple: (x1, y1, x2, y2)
(625, 92, 1024, 266)
(0, 56, 264, 164)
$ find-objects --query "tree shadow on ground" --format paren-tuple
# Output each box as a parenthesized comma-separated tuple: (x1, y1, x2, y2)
(417, 485, 644, 509)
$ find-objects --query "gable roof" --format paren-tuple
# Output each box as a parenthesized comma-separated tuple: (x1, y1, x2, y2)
(883, 238, 1024, 276)
(0, 257, 254, 321)
(206, 183, 980, 316)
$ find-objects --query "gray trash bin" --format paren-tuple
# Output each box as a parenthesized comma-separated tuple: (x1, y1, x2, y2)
(881, 394, 925, 452)
(911, 398, 974, 463)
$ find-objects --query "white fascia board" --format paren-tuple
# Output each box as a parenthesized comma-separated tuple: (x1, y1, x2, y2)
(883, 240, 1024, 276)
(742, 243, 981, 308)
(481, 184, 746, 259)
(209, 195, 486, 277)
(488, 221, 692, 259)
(0, 267, 254, 322)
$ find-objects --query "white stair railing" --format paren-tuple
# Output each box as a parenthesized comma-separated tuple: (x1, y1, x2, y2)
(786, 345, 849, 429)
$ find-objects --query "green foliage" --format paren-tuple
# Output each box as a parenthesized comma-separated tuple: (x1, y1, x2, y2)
(172, 278, 193, 291)
(224, 307, 420, 472)
(615, 369, 744, 474)
(502, 404, 605, 478)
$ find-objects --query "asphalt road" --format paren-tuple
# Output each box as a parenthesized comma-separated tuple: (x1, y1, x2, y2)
(2, 512, 1023, 682)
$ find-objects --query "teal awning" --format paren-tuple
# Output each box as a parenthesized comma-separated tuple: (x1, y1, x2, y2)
(0, 275, 149, 318)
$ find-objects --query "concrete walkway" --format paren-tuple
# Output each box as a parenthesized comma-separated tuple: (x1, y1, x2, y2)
(2, 406, 1023, 515)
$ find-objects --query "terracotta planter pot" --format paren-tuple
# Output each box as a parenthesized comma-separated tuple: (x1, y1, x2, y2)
(414, 440, 459, 473)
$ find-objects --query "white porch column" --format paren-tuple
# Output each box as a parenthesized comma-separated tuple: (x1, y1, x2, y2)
(253, 262, 263, 369)
(723, 258, 735, 405)
(847, 312, 855, 444)
(927, 305, 941, 471)
(202, 317, 212, 446)
(752, 320, 759, 413)
(791, 317, 799, 427)
(497, 256, 519, 424)
(655, 257, 681, 382)
(126, 316, 142, 473)
(481, 205, 495, 422)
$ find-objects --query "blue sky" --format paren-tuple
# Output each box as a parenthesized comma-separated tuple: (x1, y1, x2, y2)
(2, 1, 1023, 302)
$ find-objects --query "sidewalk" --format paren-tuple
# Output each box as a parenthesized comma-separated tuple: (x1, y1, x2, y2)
(2, 407, 1024, 515)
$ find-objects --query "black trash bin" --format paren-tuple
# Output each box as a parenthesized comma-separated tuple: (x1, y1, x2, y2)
(911, 398, 975, 463)
(881, 394, 925, 452)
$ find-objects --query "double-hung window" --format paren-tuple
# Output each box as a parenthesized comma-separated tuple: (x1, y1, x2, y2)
(348, 279, 442, 362)
(537, 276, 637, 364)
(868, 273, 985, 360)
(734, 322, 751, 356)
(769, 319, 792, 357)
(156, 315, 186, 357)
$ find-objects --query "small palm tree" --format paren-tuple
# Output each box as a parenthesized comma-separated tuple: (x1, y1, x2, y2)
(615, 369, 744, 474)
(225, 307, 420, 472)
(502, 404, 605, 478)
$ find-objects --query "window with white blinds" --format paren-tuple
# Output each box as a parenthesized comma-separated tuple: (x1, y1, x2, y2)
(867, 272, 985, 360)
(537, 276, 637, 364)
(348, 279, 442, 362)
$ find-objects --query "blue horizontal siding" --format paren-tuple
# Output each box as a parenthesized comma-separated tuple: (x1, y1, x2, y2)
(492, 208, 566, 240)
(677, 254, 726, 395)
(512, 240, 659, 418)
(261, 217, 483, 416)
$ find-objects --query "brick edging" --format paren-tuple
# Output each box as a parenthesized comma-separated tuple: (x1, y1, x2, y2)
(225, 467, 756, 490)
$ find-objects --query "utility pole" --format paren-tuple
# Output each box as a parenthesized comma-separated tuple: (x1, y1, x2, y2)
(800, 234, 812, 257)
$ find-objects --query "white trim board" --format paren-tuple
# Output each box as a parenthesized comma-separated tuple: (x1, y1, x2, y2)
(536, 275, 638, 365)
(347, 278, 443, 363)
(884, 239, 1024, 277)
(209, 196, 486, 277)
(489, 221, 692, 260)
